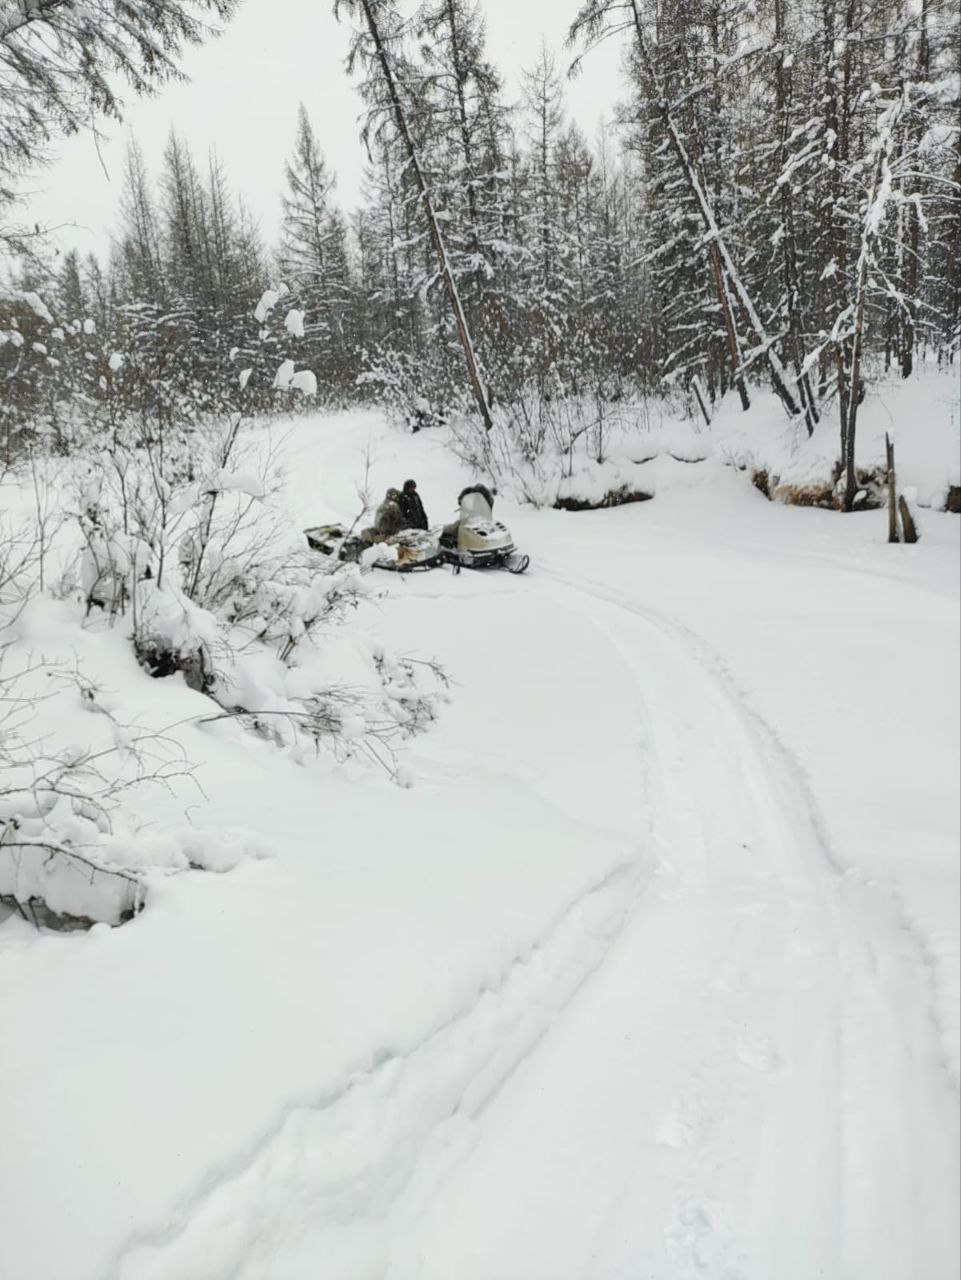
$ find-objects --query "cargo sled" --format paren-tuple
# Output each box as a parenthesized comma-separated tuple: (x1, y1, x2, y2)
(304, 523, 444, 572)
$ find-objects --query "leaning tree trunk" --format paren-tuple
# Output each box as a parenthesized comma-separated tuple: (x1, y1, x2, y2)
(708, 242, 751, 411)
(355, 0, 493, 430)
(624, 0, 801, 418)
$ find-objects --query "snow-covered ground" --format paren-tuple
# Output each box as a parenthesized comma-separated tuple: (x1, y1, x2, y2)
(1, 398, 958, 1280)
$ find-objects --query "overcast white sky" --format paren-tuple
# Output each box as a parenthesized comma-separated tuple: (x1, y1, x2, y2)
(23, 0, 625, 262)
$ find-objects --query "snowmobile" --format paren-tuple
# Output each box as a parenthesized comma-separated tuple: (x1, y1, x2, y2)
(304, 523, 444, 572)
(439, 486, 530, 575)
(305, 486, 529, 576)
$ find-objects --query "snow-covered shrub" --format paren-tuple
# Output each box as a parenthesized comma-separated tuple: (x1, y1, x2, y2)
(357, 345, 467, 433)
(0, 642, 245, 927)
(445, 387, 659, 507)
(65, 409, 448, 776)
(372, 647, 450, 737)
(132, 578, 220, 690)
(0, 283, 450, 930)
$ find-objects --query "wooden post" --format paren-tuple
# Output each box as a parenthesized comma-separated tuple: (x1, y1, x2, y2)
(898, 495, 919, 543)
(885, 432, 900, 542)
(692, 375, 712, 428)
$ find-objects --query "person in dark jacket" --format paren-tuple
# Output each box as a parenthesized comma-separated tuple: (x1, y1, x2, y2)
(398, 479, 429, 530)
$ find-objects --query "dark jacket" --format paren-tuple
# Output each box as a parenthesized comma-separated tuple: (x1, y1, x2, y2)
(398, 487, 429, 530)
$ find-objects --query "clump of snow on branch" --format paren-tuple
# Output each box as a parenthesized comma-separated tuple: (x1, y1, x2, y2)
(284, 309, 305, 339)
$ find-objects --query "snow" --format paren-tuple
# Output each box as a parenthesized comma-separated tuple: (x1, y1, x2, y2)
(1, 399, 958, 1279)
(290, 368, 317, 396)
(108, 351, 124, 371)
(254, 288, 281, 322)
(254, 284, 290, 324)
(0, 288, 53, 323)
(272, 358, 295, 389)
(205, 467, 267, 499)
(271, 362, 317, 396)
(284, 307, 305, 338)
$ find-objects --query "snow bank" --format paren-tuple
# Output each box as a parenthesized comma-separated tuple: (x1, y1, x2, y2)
(0, 575, 640, 1280)
(471, 371, 958, 513)
(713, 370, 960, 508)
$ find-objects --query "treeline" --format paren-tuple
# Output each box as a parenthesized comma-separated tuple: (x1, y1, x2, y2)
(1, 0, 958, 473)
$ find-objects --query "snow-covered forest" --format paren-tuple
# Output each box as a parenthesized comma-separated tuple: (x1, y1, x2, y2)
(1, 0, 959, 1277)
(4, 0, 959, 488)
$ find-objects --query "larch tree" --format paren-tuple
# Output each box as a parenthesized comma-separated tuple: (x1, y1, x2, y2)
(0, 0, 238, 223)
(333, 0, 494, 429)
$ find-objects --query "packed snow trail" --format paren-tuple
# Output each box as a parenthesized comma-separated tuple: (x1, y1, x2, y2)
(394, 569, 957, 1280)
(126, 418, 960, 1278)
(108, 538, 958, 1280)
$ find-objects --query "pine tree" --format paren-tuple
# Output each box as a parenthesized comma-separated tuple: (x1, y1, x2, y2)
(279, 104, 353, 394)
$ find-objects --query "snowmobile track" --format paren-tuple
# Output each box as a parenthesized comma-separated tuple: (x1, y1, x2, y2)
(391, 562, 959, 1279)
(104, 859, 650, 1280)
(538, 562, 959, 1098)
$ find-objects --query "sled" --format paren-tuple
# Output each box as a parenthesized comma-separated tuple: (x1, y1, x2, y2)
(304, 524, 445, 572)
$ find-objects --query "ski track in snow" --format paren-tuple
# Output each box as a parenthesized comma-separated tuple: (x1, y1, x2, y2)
(545, 564, 960, 1100)
(387, 566, 958, 1279)
(109, 547, 959, 1279)
(107, 859, 651, 1280)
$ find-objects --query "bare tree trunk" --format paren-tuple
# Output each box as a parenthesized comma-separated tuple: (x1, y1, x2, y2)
(774, 0, 818, 434)
(708, 244, 750, 410)
(885, 432, 899, 542)
(842, 99, 901, 510)
(900, 0, 929, 379)
(354, 0, 493, 430)
(822, 0, 853, 466)
(843, 286, 867, 511)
